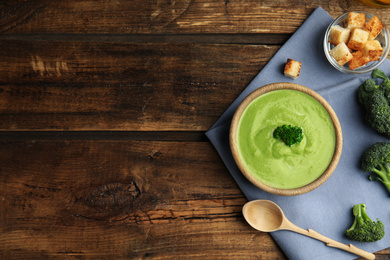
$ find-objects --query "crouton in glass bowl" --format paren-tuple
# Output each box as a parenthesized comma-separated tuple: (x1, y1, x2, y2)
(323, 11, 390, 74)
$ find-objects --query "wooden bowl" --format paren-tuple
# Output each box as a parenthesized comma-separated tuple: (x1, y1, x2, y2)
(230, 82, 343, 196)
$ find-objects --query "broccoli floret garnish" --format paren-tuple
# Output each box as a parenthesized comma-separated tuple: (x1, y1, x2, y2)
(346, 204, 384, 242)
(273, 125, 303, 147)
(357, 69, 390, 138)
(361, 142, 390, 194)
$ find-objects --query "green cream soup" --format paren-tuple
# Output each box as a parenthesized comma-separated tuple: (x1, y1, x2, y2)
(237, 89, 336, 189)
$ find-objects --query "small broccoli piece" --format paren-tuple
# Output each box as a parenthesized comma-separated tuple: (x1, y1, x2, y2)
(361, 142, 390, 194)
(273, 125, 303, 146)
(372, 68, 388, 80)
(346, 204, 384, 242)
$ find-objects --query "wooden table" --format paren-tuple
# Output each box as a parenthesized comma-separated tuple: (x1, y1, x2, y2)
(1, 1, 390, 259)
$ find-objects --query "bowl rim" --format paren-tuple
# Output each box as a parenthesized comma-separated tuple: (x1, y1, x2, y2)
(323, 11, 390, 74)
(229, 82, 343, 196)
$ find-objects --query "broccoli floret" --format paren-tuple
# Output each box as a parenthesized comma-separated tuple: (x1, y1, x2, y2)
(381, 77, 390, 89)
(372, 68, 388, 80)
(365, 90, 390, 134)
(357, 79, 379, 106)
(346, 204, 384, 242)
(382, 78, 390, 100)
(361, 142, 390, 194)
(358, 69, 390, 138)
(273, 125, 303, 146)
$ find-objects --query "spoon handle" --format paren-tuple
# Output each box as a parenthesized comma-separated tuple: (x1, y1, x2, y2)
(288, 224, 375, 259)
(307, 229, 375, 259)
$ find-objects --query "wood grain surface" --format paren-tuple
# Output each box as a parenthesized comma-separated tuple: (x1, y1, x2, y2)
(1, 0, 390, 34)
(0, 140, 284, 259)
(1, 0, 390, 259)
(0, 40, 276, 131)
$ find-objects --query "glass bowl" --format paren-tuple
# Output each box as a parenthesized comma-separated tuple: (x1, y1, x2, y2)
(323, 12, 390, 74)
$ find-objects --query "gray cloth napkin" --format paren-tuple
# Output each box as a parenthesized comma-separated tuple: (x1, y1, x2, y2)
(206, 6, 390, 260)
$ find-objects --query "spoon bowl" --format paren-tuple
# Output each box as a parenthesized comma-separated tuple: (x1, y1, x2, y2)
(243, 200, 284, 232)
(242, 200, 375, 260)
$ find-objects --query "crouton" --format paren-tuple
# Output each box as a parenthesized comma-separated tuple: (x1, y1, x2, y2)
(284, 59, 302, 79)
(348, 51, 370, 70)
(362, 40, 383, 61)
(329, 42, 353, 66)
(328, 25, 351, 45)
(347, 28, 370, 50)
(365, 15, 384, 39)
(344, 12, 366, 29)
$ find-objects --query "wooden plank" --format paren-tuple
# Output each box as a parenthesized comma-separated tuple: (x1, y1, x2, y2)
(1, 33, 291, 45)
(1, 0, 389, 34)
(0, 40, 278, 131)
(1, 221, 285, 259)
(372, 249, 390, 260)
(0, 131, 209, 141)
(0, 140, 285, 259)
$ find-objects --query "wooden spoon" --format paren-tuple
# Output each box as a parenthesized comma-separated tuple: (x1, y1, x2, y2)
(242, 200, 375, 260)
